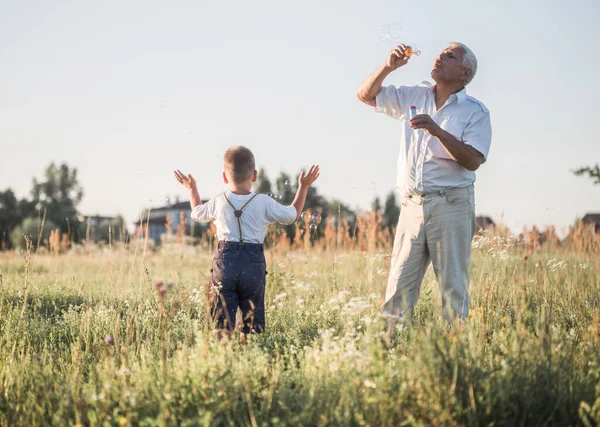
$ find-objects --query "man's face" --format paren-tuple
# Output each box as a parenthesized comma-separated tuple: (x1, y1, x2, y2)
(431, 45, 468, 85)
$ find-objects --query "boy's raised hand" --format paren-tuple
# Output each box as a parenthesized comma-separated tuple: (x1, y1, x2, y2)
(174, 169, 197, 190)
(298, 165, 320, 189)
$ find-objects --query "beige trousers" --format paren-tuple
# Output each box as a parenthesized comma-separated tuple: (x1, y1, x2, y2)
(382, 185, 477, 321)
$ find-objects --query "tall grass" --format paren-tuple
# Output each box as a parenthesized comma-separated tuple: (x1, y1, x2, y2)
(0, 218, 599, 426)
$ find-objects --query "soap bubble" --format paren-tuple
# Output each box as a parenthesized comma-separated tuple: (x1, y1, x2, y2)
(369, 182, 377, 191)
(352, 181, 360, 190)
(160, 100, 168, 108)
(312, 213, 322, 224)
(160, 196, 169, 204)
(301, 211, 311, 222)
(310, 224, 317, 230)
(267, 192, 273, 198)
(137, 170, 147, 178)
(285, 180, 295, 189)
(377, 22, 403, 44)
(274, 194, 282, 201)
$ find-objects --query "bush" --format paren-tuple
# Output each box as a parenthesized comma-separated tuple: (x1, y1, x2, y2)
(10, 217, 57, 250)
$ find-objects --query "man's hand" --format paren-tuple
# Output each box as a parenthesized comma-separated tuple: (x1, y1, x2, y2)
(174, 169, 197, 190)
(385, 44, 411, 71)
(410, 116, 484, 171)
(298, 165, 320, 189)
(356, 44, 410, 107)
(410, 114, 442, 137)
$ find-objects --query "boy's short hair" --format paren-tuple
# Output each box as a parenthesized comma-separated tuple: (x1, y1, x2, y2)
(224, 146, 256, 183)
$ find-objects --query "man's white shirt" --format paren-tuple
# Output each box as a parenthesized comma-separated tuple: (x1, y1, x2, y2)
(375, 81, 492, 195)
(191, 192, 297, 244)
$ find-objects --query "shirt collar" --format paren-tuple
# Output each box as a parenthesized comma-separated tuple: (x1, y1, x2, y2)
(429, 84, 468, 104)
(454, 87, 467, 104)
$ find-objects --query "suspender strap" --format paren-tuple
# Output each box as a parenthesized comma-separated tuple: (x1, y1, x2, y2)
(223, 193, 259, 245)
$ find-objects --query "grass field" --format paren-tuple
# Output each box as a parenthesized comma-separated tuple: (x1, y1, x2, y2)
(1, 225, 599, 426)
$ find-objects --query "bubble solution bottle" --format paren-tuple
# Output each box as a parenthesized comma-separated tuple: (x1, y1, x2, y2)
(405, 45, 421, 57)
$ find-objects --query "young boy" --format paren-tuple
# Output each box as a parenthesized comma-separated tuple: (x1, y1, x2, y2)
(174, 145, 319, 340)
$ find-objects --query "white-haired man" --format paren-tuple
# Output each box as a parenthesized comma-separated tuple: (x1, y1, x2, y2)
(356, 42, 492, 323)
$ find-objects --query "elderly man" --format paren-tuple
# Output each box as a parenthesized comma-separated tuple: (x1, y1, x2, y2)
(356, 42, 492, 322)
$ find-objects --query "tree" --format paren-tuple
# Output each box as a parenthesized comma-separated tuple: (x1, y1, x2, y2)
(0, 189, 20, 249)
(254, 168, 272, 194)
(382, 191, 400, 236)
(265, 169, 333, 244)
(10, 217, 57, 250)
(0, 189, 36, 249)
(274, 171, 296, 204)
(573, 164, 600, 185)
(372, 196, 382, 213)
(31, 163, 83, 232)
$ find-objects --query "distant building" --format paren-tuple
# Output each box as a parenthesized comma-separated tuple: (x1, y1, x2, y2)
(582, 213, 600, 233)
(78, 215, 116, 228)
(133, 200, 208, 243)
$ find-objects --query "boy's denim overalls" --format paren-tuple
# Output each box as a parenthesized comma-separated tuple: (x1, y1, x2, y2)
(209, 194, 267, 333)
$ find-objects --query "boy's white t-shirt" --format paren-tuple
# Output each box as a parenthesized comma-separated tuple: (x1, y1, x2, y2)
(191, 192, 297, 244)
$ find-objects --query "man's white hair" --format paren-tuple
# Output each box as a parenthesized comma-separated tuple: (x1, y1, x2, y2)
(448, 42, 477, 85)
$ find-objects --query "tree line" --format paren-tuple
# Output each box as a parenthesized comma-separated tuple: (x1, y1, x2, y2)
(1, 163, 403, 250)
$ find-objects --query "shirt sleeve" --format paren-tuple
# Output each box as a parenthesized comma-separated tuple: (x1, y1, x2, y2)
(265, 197, 297, 225)
(190, 198, 216, 222)
(375, 85, 419, 120)
(462, 111, 492, 163)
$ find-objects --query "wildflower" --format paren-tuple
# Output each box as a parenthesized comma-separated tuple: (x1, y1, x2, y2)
(153, 279, 163, 289)
(211, 281, 223, 293)
(118, 416, 127, 426)
(364, 379, 377, 389)
(104, 335, 114, 345)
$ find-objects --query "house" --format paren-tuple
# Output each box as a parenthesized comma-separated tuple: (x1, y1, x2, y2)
(78, 215, 116, 228)
(582, 213, 600, 233)
(133, 199, 208, 243)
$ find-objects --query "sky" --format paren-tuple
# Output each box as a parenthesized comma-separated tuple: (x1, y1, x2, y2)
(1, 0, 599, 237)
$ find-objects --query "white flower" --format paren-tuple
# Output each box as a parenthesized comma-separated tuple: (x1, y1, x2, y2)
(364, 379, 377, 389)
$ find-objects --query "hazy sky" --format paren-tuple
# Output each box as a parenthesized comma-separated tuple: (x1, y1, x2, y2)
(1, 0, 599, 236)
